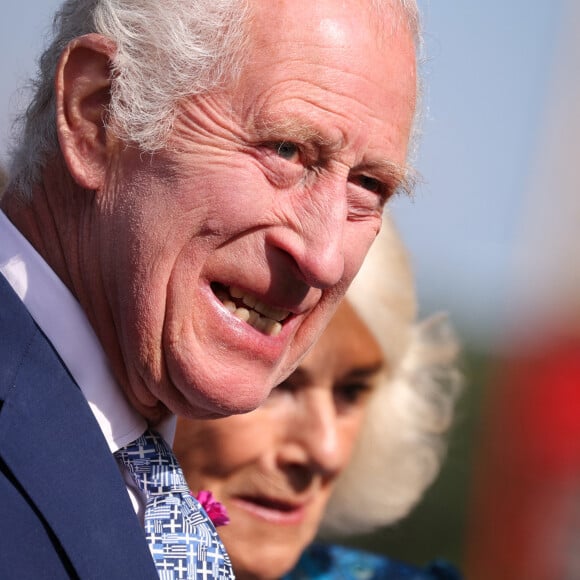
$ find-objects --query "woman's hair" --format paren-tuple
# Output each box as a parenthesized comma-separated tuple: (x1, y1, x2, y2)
(7, 0, 421, 199)
(320, 213, 463, 536)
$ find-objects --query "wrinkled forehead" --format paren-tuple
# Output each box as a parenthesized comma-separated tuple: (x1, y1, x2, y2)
(242, 0, 417, 126)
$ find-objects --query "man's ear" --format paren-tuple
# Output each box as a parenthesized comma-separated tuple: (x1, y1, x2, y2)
(55, 33, 117, 190)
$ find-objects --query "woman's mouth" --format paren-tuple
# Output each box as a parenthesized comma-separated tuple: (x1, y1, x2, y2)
(231, 494, 307, 525)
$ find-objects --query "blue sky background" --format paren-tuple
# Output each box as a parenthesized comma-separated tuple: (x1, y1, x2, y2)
(0, 1, 565, 349)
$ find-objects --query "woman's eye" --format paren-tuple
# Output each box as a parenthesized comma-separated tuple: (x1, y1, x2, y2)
(270, 375, 302, 396)
(275, 378, 295, 392)
(335, 381, 373, 407)
(274, 141, 300, 162)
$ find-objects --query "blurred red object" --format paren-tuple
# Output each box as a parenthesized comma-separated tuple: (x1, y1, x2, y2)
(465, 333, 580, 580)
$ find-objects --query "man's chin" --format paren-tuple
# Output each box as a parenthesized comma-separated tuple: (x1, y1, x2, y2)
(165, 373, 275, 419)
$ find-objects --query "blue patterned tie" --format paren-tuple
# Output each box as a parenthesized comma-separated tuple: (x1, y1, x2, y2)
(115, 429, 235, 579)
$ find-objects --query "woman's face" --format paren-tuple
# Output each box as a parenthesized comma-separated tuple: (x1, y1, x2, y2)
(174, 300, 384, 579)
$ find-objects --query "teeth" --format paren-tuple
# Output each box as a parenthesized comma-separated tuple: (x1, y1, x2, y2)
(230, 287, 244, 299)
(264, 320, 283, 337)
(233, 307, 251, 322)
(252, 316, 282, 337)
(270, 322, 282, 336)
(247, 310, 260, 325)
(253, 316, 269, 333)
(242, 294, 258, 309)
(254, 301, 288, 322)
(216, 285, 290, 336)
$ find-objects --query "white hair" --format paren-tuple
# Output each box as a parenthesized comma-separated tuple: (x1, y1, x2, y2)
(6, 0, 421, 199)
(8, 0, 250, 198)
(320, 213, 463, 536)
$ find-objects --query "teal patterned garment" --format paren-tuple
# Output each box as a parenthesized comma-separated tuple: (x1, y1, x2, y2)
(283, 543, 462, 580)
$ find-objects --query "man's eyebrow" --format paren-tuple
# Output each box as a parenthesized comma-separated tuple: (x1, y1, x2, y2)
(360, 159, 420, 198)
(256, 117, 335, 146)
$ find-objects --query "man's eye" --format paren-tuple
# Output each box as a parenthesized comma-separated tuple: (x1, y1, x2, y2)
(355, 175, 383, 194)
(274, 141, 300, 161)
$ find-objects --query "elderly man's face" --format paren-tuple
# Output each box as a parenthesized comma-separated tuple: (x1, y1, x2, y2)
(99, 0, 416, 420)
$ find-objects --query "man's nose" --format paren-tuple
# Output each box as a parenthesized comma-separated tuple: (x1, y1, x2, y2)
(268, 180, 347, 289)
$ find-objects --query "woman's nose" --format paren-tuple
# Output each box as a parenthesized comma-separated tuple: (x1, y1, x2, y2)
(279, 392, 345, 479)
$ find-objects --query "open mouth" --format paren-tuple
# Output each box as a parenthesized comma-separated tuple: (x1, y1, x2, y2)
(211, 283, 291, 337)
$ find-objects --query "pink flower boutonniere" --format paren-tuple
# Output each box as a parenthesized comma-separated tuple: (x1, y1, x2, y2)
(194, 490, 230, 527)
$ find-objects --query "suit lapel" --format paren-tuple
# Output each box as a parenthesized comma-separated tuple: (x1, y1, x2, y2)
(0, 275, 157, 578)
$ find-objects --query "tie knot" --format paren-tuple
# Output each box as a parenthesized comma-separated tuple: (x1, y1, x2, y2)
(115, 429, 189, 496)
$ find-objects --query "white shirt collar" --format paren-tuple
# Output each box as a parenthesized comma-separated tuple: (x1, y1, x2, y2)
(0, 210, 153, 451)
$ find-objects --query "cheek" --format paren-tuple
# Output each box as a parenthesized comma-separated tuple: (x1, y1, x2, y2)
(104, 169, 199, 301)
(338, 413, 368, 464)
(174, 420, 235, 488)
(343, 222, 381, 280)
(169, 147, 277, 224)
(174, 415, 270, 482)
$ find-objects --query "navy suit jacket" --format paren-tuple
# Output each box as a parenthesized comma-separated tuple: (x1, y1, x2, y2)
(0, 274, 158, 578)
